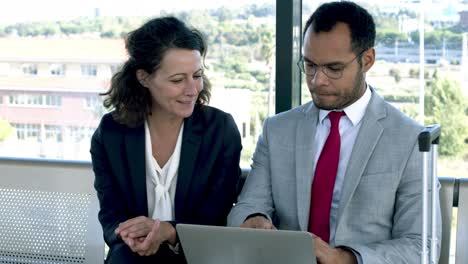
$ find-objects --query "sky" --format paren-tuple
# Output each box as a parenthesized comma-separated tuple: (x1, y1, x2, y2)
(1, 0, 466, 25)
(0, 0, 272, 24)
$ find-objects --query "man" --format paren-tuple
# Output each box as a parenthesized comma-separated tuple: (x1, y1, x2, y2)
(228, 2, 441, 263)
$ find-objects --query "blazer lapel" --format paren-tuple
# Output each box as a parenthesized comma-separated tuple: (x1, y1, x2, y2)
(124, 124, 148, 216)
(175, 112, 202, 219)
(335, 91, 386, 226)
(296, 103, 319, 231)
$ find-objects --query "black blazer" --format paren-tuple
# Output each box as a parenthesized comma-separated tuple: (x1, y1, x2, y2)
(91, 105, 242, 263)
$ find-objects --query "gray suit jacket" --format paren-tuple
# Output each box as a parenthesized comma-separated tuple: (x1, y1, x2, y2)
(228, 90, 441, 263)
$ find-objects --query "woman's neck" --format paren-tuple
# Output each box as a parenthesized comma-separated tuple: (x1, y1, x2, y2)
(147, 112, 184, 167)
(147, 112, 184, 137)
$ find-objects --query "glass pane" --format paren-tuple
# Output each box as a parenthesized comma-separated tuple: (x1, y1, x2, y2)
(302, 0, 468, 179)
(0, 1, 276, 166)
(177, 3, 276, 167)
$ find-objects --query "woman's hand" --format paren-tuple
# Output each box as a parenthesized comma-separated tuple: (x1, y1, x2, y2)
(115, 216, 154, 239)
(122, 219, 162, 256)
(115, 216, 177, 256)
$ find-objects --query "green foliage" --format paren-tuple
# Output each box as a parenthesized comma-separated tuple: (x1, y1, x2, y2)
(409, 68, 417, 78)
(1, 16, 144, 38)
(215, 56, 247, 74)
(398, 104, 419, 120)
(432, 69, 439, 80)
(244, 4, 275, 18)
(214, 18, 273, 47)
(258, 24, 275, 64)
(383, 94, 418, 103)
(210, 7, 235, 21)
(425, 76, 468, 157)
(0, 3, 277, 41)
(448, 24, 468, 34)
(450, 59, 460, 65)
(408, 68, 430, 79)
(389, 68, 401, 83)
(377, 30, 407, 46)
(409, 30, 463, 48)
(250, 70, 269, 84)
(370, 6, 399, 32)
(0, 119, 14, 141)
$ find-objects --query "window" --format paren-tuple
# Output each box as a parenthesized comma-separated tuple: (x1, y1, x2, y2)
(81, 64, 97, 76)
(22, 64, 38, 75)
(45, 95, 61, 106)
(301, 1, 468, 179)
(182, 4, 276, 167)
(84, 95, 101, 109)
(8, 94, 61, 107)
(12, 123, 40, 141)
(110, 64, 120, 75)
(44, 125, 63, 142)
(9, 94, 42, 105)
(0, 0, 275, 163)
(50, 64, 65, 76)
(69, 126, 94, 143)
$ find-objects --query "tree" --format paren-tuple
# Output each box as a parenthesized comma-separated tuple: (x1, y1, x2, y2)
(0, 119, 14, 141)
(425, 76, 468, 157)
(409, 30, 463, 49)
(389, 68, 401, 83)
(245, 3, 275, 18)
(376, 30, 407, 46)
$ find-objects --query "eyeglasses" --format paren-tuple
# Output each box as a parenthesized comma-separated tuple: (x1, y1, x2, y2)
(297, 50, 366, 80)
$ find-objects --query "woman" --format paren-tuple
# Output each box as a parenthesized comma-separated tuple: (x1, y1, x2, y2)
(91, 16, 242, 263)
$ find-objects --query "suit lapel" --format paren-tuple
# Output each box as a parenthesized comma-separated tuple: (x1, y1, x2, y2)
(124, 124, 148, 216)
(335, 91, 386, 226)
(296, 103, 319, 230)
(175, 112, 202, 219)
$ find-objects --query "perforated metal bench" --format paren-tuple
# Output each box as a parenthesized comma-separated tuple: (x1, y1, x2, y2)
(1, 158, 467, 264)
(439, 177, 468, 264)
(0, 158, 104, 264)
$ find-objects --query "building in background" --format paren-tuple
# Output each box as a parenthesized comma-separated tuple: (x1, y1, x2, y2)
(0, 38, 125, 159)
(0, 38, 252, 160)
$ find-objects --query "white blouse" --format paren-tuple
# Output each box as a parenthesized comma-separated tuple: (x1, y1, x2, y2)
(144, 120, 184, 221)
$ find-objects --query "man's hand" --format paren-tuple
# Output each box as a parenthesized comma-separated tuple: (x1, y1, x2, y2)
(241, 215, 276, 229)
(312, 234, 357, 264)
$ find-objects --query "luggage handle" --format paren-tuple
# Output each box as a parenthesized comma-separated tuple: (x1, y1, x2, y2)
(418, 124, 441, 264)
(418, 124, 441, 152)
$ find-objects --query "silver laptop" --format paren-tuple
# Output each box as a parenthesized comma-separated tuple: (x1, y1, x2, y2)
(177, 224, 316, 264)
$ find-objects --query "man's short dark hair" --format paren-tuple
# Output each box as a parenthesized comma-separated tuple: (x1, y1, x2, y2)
(303, 1, 376, 55)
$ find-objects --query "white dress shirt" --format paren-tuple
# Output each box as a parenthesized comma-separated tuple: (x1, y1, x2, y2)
(144, 120, 184, 221)
(312, 85, 371, 242)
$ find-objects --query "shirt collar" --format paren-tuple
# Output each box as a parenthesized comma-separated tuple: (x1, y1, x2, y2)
(318, 84, 371, 126)
(144, 119, 184, 172)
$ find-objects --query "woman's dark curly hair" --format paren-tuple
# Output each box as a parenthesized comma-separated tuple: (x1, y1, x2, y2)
(101, 16, 211, 127)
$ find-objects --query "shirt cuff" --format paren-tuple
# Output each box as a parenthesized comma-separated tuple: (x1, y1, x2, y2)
(340, 246, 363, 264)
(245, 213, 267, 221)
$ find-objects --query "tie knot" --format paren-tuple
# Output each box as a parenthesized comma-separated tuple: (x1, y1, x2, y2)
(328, 111, 345, 128)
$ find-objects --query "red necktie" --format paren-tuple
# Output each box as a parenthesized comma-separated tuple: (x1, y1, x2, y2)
(308, 111, 345, 242)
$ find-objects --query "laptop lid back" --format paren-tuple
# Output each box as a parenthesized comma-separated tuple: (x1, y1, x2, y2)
(177, 224, 316, 264)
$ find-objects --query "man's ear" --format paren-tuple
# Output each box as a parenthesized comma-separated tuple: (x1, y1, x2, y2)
(136, 69, 149, 88)
(362, 48, 375, 73)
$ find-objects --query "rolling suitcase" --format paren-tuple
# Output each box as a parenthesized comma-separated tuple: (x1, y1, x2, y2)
(418, 124, 441, 264)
